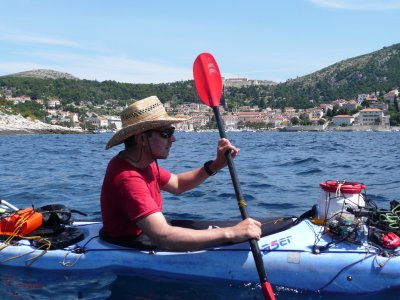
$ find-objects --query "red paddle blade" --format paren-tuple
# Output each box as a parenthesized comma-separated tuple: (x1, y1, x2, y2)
(193, 53, 223, 107)
(262, 282, 276, 300)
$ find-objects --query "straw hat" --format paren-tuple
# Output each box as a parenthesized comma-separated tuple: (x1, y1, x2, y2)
(106, 96, 189, 149)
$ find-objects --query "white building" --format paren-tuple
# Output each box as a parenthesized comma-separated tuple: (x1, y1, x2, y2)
(309, 108, 324, 119)
(107, 116, 122, 130)
(271, 116, 288, 128)
(70, 113, 79, 123)
(88, 117, 109, 128)
(358, 108, 385, 126)
(357, 94, 370, 105)
(222, 113, 239, 130)
(332, 115, 354, 126)
(6, 96, 31, 104)
(342, 100, 359, 111)
(48, 99, 61, 108)
(383, 90, 398, 104)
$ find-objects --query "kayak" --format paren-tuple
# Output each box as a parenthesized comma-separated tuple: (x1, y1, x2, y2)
(1, 200, 400, 294)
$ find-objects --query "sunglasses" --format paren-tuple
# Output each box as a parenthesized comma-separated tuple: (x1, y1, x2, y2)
(153, 126, 175, 139)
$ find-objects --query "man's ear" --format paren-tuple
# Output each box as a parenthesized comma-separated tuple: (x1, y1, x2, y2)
(134, 134, 145, 145)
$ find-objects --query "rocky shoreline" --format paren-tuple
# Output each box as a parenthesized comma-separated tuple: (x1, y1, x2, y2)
(0, 112, 88, 135)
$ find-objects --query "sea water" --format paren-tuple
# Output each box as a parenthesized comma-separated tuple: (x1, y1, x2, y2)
(0, 131, 399, 299)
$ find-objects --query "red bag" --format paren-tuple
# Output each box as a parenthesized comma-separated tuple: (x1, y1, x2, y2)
(382, 232, 400, 249)
(0, 208, 43, 237)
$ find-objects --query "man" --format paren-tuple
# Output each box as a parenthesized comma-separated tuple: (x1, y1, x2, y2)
(101, 95, 261, 251)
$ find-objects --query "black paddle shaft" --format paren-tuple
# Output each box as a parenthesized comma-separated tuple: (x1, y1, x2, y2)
(212, 107, 269, 285)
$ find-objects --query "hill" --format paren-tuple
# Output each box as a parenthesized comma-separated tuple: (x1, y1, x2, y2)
(0, 111, 84, 134)
(287, 43, 400, 89)
(269, 43, 400, 108)
(7, 69, 78, 80)
(1, 43, 400, 110)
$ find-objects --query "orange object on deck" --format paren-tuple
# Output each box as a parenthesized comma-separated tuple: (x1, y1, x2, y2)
(0, 208, 43, 236)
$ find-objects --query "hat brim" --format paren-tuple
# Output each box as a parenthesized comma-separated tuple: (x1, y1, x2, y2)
(105, 117, 188, 149)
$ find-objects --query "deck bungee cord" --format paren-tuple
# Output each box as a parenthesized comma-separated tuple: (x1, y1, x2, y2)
(0, 235, 51, 266)
(311, 180, 400, 252)
(0, 205, 52, 266)
(0, 200, 87, 266)
(304, 181, 400, 291)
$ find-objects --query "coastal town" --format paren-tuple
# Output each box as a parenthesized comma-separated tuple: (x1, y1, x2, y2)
(1, 79, 399, 133)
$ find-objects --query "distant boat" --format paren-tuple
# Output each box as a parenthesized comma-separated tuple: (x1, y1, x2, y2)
(94, 129, 115, 133)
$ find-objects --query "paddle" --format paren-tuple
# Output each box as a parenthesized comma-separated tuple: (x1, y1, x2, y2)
(193, 53, 276, 300)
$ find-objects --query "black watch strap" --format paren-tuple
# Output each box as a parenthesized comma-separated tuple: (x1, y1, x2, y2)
(203, 160, 217, 176)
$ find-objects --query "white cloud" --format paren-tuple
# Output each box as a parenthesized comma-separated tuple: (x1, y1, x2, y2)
(72, 56, 192, 83)
(0, 51, 192, 84)
(0, 61, 48, 74)
(0, 32, 79, 47)
(309, 0, 400, 10)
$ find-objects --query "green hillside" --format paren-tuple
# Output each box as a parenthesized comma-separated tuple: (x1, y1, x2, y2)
(1, 43, 400, 115)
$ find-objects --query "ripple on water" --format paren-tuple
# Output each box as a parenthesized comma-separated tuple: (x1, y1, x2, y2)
(296, 168, 323, 175)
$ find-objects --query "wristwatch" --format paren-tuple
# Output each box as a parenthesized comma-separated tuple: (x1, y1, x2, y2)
(204, 160, 217, 176)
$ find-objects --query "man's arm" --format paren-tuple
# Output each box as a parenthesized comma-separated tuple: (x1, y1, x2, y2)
(137, 212, 261, 251)
(162, 166, 210, 195)
(162, 138, 239, 195)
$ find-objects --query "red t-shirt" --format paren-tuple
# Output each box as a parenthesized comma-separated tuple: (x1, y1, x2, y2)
(100, 155, 171, 237)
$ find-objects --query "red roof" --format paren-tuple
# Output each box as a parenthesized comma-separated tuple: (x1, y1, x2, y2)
(333, 115, 353, 118)
(360, 108, 383, 112)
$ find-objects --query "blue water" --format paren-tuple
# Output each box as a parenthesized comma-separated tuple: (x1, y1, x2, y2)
(1, 131, 400, 299)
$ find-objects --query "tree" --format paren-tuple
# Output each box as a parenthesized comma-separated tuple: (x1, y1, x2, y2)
(374, 117, 381, 125)
(331, 105, 339, 116)
(258, 98, 267, 109)
(299, 113, 309, 121)
(291, 117, 299, 125)
(326, 108, 333, 118)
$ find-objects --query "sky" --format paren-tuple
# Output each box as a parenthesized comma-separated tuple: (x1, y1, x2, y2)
(1, 0, 400, 84)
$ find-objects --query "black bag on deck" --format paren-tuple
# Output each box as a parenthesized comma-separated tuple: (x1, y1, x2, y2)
(27, 204, 87, 249)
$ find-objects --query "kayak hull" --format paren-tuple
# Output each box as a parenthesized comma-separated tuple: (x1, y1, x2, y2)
(1, 220, 399, 293)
